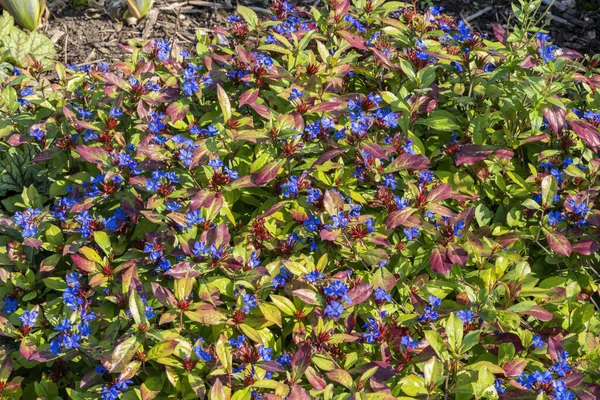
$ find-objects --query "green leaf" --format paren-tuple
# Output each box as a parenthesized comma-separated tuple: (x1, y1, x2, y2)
(93, 231, 111, 257)
(541, 175, 558, 208)
(446, 313, 463, 353)
(270, 294, 296, 316)
(237, 5, 258, 28)
(128, 289, 148, 326)
(460, 330, 481, 354)
(417, 110, 461, 131)
(217, 84, 232, 122)
(0, 146, 44, 197)
(423, 330, 449, 362)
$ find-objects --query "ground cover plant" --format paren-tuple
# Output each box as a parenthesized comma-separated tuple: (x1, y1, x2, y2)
(0, 0, 600, 398)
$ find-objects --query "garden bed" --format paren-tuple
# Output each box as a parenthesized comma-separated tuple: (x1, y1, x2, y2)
(40, 0, 600, 66)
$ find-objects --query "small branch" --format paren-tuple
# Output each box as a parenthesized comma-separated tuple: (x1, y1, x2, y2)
(465, 6, 493, 22)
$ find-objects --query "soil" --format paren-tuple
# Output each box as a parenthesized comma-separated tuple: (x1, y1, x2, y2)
(29, 0, 600, 65)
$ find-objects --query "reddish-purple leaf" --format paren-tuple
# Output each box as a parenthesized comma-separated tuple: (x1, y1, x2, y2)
(305, 368, 327, 390)
(312, 148, 345, 168)
(348, 284, 373, 305)
(253, 160, 285, 186)
(572, 240, 600, 255)
(71, 254, 97, 273)
(293, 289, 321, 305)
(427, 183, 452, 203)
(430, 247, 453, 276)
(389, 153, 430, 171)
(456, 145, 491, 166)
(490, 22, 507, 43)
(447, 243, 468, 266)
(570, 119, 600, 152)
(386, 208, 415, 230)
(543, 104, 566, 134)
(558, 48, 583, 60)
(239, 88, 259, 106)
(522, 306, 553, 321)
(337, 30, 367, 50)
(33, 148, 61, 163)
(7, 134, 27, 146)
(166, 101, 189, 122)
(320, 228, 340, 242)
(503, 358, 528, 377)
(76, 145, 110, 165)
(520, 55, 540, 69)
(323, 189, 344, 216)
(548, 336, 564, 363)
(361, 142, 388, 160)
(291, 343, 313, 381)
(151, 282, 176, 307)
(309, 98, 344, 113)
(494, 149, 514, 161)
(250, 103, 273, 119)
(543, 228, 572, 256)
(564, 373, 586, 388)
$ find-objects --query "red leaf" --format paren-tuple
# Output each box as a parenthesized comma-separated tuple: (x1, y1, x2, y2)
(151, 282, 176, 307)
(250, 103, 273, 119)
(390, 153, 430, 170)
(522, 306, 553, 321)
(503, 358, 528, 377)
(386, 208, 415, 230)
(7, 134, 27, 146)
(348, 284, 373, 305)
(33, 148, 61, 163)
(253, 160, 285, 186)
(548, 336, 564, 363)
(543, 228, 572, 256)
(446, 243, 468, 266)
(456, 145, 491, 166)
(288, 385, 311, 400)
(337, 30, 367, 50)
(323, 189, 344, 216)
(239, 89, 259, 106)
(305, 368, 327, 390)
(76, 145, 110, 165)
(166, 101, 189, 123)
(320, 229, 340, 242)
(311, 148, 345, 168)
(361, 142, 388, 160)
(291, 343, 313, 381)
(564, 373, 586, 388)
(558, 48, 583, 60)
(543, 103, 566, 134)
(430, 247, 453, 276)
(490, 22, 507, 43)
(570, 119, 600, 152)
(293, 289, 321, 305)
(426, 183, 452, 203)
(71, 254, 97, 273)
(520, 55, 540, 69)
(309, 98, 344, 113)
(572, 240, 600, 255)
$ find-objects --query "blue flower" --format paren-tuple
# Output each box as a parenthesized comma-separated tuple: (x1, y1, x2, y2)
(374, 288, 391, 302)
(20, 310, 38, 327)
(258, 345, 273, 361)
(306, 188, 322, 203)
(288, 88, 303, 101)
(494, 379, 506, 394)
(281, 176, 299, 198)
(456, 309, 475, 323)
(305, 270, 324, 283)
(148, 112, 166, 134)
(453, 221, 466, 238)
(401, 335, 418, 347)
(331, 211, 348, 228)
(194, 344, 212, 361)
(276, 353, 291, 366)
(344, 14, 366, 32)
(418, 306, 438, 323)
(272, 267, 292, 289)
(403, 227, 420, 241)
(531, 335, 545, 349)
(484, 62, 496, 72)
(324, 281, 351, 304)
(241, 293, 258, 313)
(536, 33, 557, 63)
(247, 252, 261, 267)
(362, 317, 381, 343)
(304, 215, 320, 231)
(3, 297, 17, 313)
(548, 211, 564, 226)
(14, 208, 41, 238)
(324, 301, 344, 319)
(229, 335, 246, 348)
(428, 296, 442, 307)
(450, 61, 464, 72)
(454, 20, 474, 41)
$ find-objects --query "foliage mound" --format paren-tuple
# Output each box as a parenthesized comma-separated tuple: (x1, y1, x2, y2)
(0, 11, 55, 77)
(1, 0, 600, 398)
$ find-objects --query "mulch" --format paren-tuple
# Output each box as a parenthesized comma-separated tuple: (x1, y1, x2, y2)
(31, 0, 600, 65)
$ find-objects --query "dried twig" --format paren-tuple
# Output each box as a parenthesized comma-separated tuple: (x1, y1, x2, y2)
(465, 6, 493, 22)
